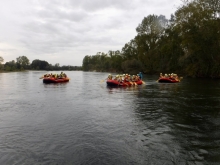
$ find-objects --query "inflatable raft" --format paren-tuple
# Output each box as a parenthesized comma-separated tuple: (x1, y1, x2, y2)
(158, 78, 180, 83)
(106, 79, 143, 87)
(43, 77, 70, 83)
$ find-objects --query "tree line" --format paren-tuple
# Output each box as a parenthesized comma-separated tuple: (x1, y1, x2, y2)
(0, 56, 82, 71)
(82, 0, 220, 78)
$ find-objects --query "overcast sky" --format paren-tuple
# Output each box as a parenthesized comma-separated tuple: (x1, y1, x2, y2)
(0, 0, 182, 66)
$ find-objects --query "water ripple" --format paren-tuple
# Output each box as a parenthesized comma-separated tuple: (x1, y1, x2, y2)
(0, 72, 220, 164)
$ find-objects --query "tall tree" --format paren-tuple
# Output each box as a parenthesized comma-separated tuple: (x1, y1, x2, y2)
(175, 0, 220, 77)
(135, 14, 167, 73)
(4, 60, 16, 71)
(16, 56, 30, 70)
(182, 0, 220, 16)
(30, 59, 49, 70)
(108, 50, 123, 72)
(82, 55, 90, 71)
(121, 39, 138, 60)
(0, 56, 4, 70)
(0, 56, 3, 63)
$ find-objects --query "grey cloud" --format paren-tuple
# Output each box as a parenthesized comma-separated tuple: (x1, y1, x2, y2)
(0, 49, 16, 52)
(0, 0, 182, 65)
(36, 7, 89, 23)
(24, 22, 60, 35)
(39, 0, 136, 12)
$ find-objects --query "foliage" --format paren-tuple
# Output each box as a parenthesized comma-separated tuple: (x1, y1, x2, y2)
(4, 60, 17, 71)
(121, 59, 143, 75)
(2, 57, 82, 71)
(82, 51, 123, 72)
(31, 59, 49, 70)
(175, 0, 220, 77)
(82, 0, 220, 78)
(16, 56, 30, 70)
(0, 56, 3, 63)
(0, 56, 4, 70)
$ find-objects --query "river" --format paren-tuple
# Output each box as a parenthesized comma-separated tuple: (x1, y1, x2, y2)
(0, 71, 220, 165)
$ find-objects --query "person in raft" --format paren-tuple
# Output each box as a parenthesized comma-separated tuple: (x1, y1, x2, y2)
(59, 72, 67, 78)
(159, 73, 164, 78)
(138, 72, 143, 80)
(107, 74, 113, 80)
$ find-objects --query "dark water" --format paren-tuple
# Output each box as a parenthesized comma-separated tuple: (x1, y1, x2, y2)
(0, 71, 220, 165)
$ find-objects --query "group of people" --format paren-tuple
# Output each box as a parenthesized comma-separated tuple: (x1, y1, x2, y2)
(43, 72, 67, 79)
(159, 73, 179, 80)
(107, 72, 143, 82)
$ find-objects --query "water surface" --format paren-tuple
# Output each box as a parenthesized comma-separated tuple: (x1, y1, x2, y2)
(0, 71, 220, 165)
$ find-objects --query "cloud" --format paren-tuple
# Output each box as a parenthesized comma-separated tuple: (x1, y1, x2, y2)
(0, 0, 182, 66)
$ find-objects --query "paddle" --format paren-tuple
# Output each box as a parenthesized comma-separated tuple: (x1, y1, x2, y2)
(100, 79, 106, 83)
(130, 81, 137, 86)
(177, 77, 183, 82)
(142, 80, 146, 84)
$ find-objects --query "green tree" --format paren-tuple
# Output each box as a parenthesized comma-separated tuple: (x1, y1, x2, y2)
(135, 14, 167, 73)
(174, 0, 220, 77)
(108, 50, 123, 72)
(182, 0, 220, 15)
(153, 24, 184, 74)
(82, 55, 90, 71)
(0, 56, 4, 70)
(16, 56, 30, 70)
(0, 56, 3, 63)
(121, 39, 138, 60)
(54, 63, 60, 70)
(30, 59, 49, 70)
(4, 60, 16, 71)
(121, 59, 143, 74)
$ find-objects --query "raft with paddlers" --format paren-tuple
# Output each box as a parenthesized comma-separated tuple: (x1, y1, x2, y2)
(106, 79, 143, 87)
(43, 77, 70, 83)
(157, 77, 180, 83)
(105, 73, 145, 87)
(157, 73, 181, 83)
(40, 72, 70, 83)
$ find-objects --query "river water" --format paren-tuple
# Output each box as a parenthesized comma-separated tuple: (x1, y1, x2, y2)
(0, 71, 220, 165)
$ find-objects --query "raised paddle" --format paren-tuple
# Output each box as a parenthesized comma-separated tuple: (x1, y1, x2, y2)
(174, 77, 183, 82)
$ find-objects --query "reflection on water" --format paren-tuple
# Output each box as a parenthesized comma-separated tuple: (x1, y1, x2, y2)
(43, 82, 69, 88)
(106, 85, 144, 94)
(0, 71, 220, 164)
